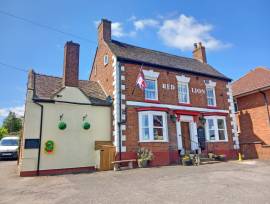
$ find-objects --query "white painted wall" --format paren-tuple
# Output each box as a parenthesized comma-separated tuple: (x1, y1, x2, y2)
(20, 87, 111, 172)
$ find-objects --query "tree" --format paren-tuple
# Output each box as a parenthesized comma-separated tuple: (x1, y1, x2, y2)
(0, 127, 8, 140)
(2, 112, 22, 134)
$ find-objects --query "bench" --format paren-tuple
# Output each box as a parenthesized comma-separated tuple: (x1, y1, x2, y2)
(111, 159, 136, 171)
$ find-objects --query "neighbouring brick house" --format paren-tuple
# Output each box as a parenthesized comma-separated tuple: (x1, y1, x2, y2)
(90, 19, 239, 166)
(232, 67, 270, 159)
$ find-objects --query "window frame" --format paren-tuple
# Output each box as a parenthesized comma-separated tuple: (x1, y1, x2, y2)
(144, 78, 158, 101)
(178, 81, 190, 104)
(138, 111, 168, 142)
(103, 54, 109, 66)
(206, 86, 216, 107)
(204, 116, 228, 142)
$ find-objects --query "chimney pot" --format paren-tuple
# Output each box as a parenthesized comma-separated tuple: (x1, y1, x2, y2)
(63, 41, 80, 87)
(192, 42, 207, 64)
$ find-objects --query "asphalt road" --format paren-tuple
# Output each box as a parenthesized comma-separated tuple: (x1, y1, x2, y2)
(1, 160, 270, 204)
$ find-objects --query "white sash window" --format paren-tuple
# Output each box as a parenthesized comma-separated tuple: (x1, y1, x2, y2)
(139, 111, 168, 142)
(205, 116, 228, 142)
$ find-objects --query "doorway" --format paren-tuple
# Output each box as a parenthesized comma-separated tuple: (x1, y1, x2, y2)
(181, 122, 191, 152)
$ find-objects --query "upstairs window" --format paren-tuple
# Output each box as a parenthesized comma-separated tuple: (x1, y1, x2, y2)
(143, 70, 160, 101)
(178, 82, 190, 104)
(206, 87, 216, 106)
(176, 75, 190, 104)
(103, 55, 109, 65)
(204, 80, 216, 107)
(145, 79, 158, 100)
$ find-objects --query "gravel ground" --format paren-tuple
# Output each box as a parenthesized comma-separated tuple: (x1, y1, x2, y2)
(1, 160, 270, 204)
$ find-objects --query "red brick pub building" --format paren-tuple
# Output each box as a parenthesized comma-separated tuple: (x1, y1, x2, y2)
(232, 67, 270, 159)
(90, 19, 239, 166)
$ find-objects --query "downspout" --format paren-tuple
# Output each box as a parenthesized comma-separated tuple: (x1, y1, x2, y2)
(117, 60, 122, 160)
(260, 91, 270, 126)
(34, 101, 44, 176)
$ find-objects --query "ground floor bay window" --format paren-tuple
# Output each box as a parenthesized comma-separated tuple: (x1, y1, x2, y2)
(204, 116, 228, 142)
(138, 111, 168, 142)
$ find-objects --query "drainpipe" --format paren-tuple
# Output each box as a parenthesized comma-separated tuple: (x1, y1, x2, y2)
(260, 91, 270, 126)
(34, 101, 44, 176)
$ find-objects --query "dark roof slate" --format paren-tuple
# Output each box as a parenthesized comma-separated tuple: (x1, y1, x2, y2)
(108, 40, 230, 81)
(30, 71, 110, 106)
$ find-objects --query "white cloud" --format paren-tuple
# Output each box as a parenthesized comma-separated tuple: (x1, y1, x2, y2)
(134, 19, 159, 30)
(111, 22, 125, 37)
(94, 20, 134, 38)
(0, 105, 25, 118)
(158, 14, 231, 51)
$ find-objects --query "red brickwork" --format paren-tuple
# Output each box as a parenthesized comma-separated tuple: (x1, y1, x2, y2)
(236, 90, 270, 159)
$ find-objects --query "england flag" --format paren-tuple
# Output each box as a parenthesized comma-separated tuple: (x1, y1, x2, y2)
(136, 66, 147, 90)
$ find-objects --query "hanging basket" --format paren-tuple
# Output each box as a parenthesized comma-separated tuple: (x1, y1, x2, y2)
(45, 140, 54, 154)
(58, 121, 67, 130)
(82, 121, 91, 130)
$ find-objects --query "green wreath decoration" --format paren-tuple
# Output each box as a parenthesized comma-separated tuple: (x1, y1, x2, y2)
(58, 121, 67, 130)
(82, 121, 91, 130)
(45, 140, 54, 154)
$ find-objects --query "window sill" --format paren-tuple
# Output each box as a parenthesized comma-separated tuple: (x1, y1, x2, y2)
(207, 140, 228, 143)
(206, 106, 218, 109)
(144, 99, 159, 103)
(139, 140, 168, 143)
(178, 103, 192, 107)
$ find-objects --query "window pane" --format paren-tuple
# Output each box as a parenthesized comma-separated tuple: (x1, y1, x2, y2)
(146, 80, 155, 90)
(142, 115, 149, 127)
(142, 128, 150, 140)
(146, 90, 156, 100)
(209, 130, 215, 140)
(218, 130, 225, 140)
(153, 115, 163, 127)
(208, 119, 214, 129)
(217, 119, 225, 129)
(179, 83, 189, 103)
(207, 88, 214, 97)
(153, 128, 163, 140)
(207, 98, 214, 106)
(145, 79, 156, 100)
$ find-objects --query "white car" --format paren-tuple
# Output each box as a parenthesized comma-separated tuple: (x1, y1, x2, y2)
(0, 136, 19, 160)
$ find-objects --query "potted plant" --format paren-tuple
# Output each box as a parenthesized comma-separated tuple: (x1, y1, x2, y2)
(137, 147, 154, 168)
(181, 154, 192, 166)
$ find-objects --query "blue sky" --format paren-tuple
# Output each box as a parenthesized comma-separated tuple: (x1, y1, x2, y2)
(0, 0, 269, 124)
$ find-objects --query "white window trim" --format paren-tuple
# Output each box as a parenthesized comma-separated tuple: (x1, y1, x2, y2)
(205, 116, 228, 142)
(178, 82, 190, 104)
(206, 86, 217, 107)
(176, 75, 190, 104)
(103, 54, 109, 66)
(176, 75, 190, 83)
(143, 70, 159, 101)
(143, 69, 160, 79)
(138, 111, 168, 142)
(145, 78, 158, 100)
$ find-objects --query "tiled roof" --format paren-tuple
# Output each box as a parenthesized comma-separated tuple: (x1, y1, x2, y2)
(108, 40, 230, 81)
(232, 67, 270, 97)
(29, 71, 110, 106)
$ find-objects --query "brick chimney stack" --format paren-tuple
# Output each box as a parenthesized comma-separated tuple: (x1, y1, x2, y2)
(98, 19, 111, 43)
(192, 42, 207, 64)
(63, 41, 80, 87)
